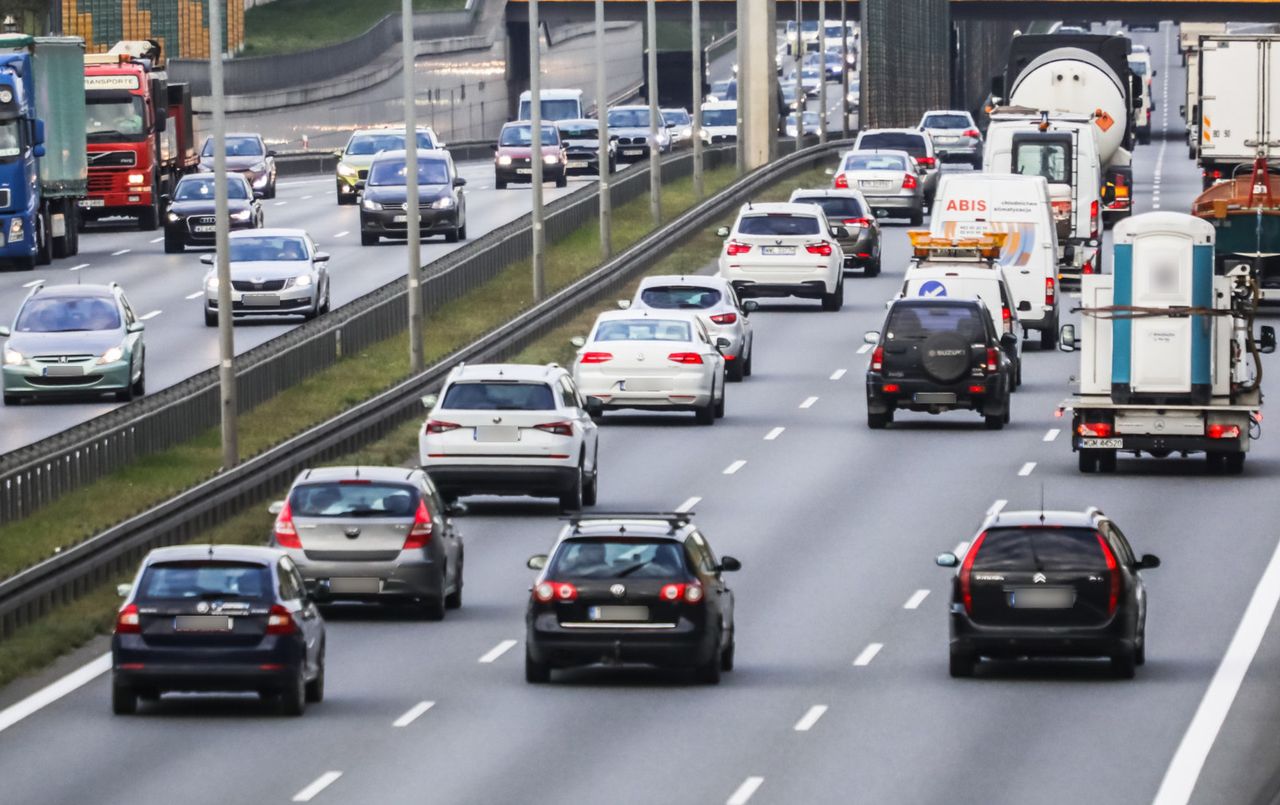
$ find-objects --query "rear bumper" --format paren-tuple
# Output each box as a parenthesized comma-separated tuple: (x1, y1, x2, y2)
(726, 276, 835, 298)
(285, 554, 443, 602)
(837, 232, 877, 266)
(423, 463, 579, 497)
(866, 373, 1006, 414)
(360, 208, 459, 234)
(496, 165, 566, 184)
(863, 195, 923, 215)
(950, 609, 1131, 658)
(112, 638, 302, 692)
(1071, 433, 1248, 455)
(527, 614, 717, 669)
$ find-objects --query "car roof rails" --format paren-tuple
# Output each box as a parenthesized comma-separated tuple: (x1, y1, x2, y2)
(561, 511, 694, 533)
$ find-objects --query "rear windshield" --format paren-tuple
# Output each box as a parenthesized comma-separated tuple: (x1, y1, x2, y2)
(202, 136, 264, 157)
(885, 304, 985, 340)
(842, 153, 906, 172)
(441, 381, 555, 410)
(594, 319, 693, 342)
(972, 527, 1108, 572)
(639, 286, 724, 310)
(559, 124, 597, 139)
(662, 109, 691, 125)
(859, 132, 926, 156)
(138, 561, 272, 601)
(346, 132, 434, 156)
(923, 114, 970, 129)
(229, 235, 308, 262)
(737, 214, 821, 236)
(792, 195, 865, 220)
(548, 539, 690, 579)
(288, 482, 419, 518)
(16, 296, 120, 332)
(1129, 61, 1148, 76)
(367, 158, 450, 187)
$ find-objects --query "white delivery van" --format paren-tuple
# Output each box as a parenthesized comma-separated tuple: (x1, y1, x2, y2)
(518, 89, 586, 123)
(930, 173, 1061, 347)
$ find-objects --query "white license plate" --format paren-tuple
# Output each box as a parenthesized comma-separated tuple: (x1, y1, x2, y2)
(761, 246, 794, 255)
(588, 605, 650, 621)
(474, 425, 519, 442)
(392, 215, 408, 223)
(516, 168, 533, 175)
(43, 365, 85, 377)
(620, 377, 672, 392)
(78, 199, 105, 207)
(623, 149, 644, 156)
(1008, 587, 1075, 609)
(860, 180, 892, 190)
(193, 225, 216, 233)
(567, 160, 588, 168)
(174, 615, 233, 632)
(935, 136, 960, 144)
(328, 577, 382, 594)
(242, 293, 279, 307)
(913, 392, 957, 404)
(1080, 438, 1123, 448)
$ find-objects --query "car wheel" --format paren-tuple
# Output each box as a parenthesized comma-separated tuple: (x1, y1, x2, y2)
(582, 462, 598, 507)
(949, 646, 976, 678)
(163, 230, 183, 254)
(866, 256, 881, 277)
(525, 645, 551, 683)
(1079, 450, 1099, 474)
(305, 649, 325, 703)
(444, 227, 459, 243)
(559, 466, 584, 512)
(555, 173, 568, 188)
(726, 356, 745, 382)
(111, 681, 138, 715)
(1041, 326, 1058, 351)
(458, 220, 467, 240)
(1014, 361, 1022, 390)
(279, 669, 307, 715)
(495, 177, 507, 190)
(265, 183, 277, 200)
(714, 387, 726, 419)
(445, 558, 464, 609)
(910, 210, 924, 227)
(695, 398, 715, 425)
(1098, 449, 1117, 473)
(138, 194, 159, 232)
(983, 405, 1005, 430)
(1111, 643, 1137, 679)
(204, 309, 217, 327)
(1136, 636, 1146, 666)
(868, 410, 891, 429)
(2, 393, 17, 406)
(1226, 451, 1246, 475)
(695, 652, 722, 684)
(720, 631, 735, 672)
(420, 575, 447, 621)
(131, 371, 145, 399)
(360, 231, 379, 246)
(821, 285, 841, 312)
(743, 343, 753, 377)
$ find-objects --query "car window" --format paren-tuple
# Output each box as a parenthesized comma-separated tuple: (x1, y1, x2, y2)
(737, 214, 820, 236)
(1101, 522, 1137, 565)
(16, 296, 120, 333)
(556, 377, 578, 409)
(367, 158, 450, 187)
(500, 125, 559, 146)
(203, 136, 265, 157)
(1014, 140, 1070, 184)
(923, 114, 970, 129)
(792, 195, 865, 220)
(662, 110, 691, 125)
(118, 292, 137, 325)
(858, 132, 926, 156)
(559, 124, 597, 139)
(1129, 60, 1148, 76)
(277, 560, 300, 600)
(288, 482, 419, 518)
(175, 177, 249, 201)
(885, 304, 985, 341)
(972, 527, 1109, 572)
(229, 236, 309, 262)
(346, 132, 434, 156)
(842, 153, 906, 172)
(441, 381, 556, 410)
(608, 109, 653, 128)
(593, 319, 693, 342)
(684, 532, 718, 574)
(548, 539, 691, 579)
(702, 107, 736, 127)
(137, 561, 273, 601)
(640, 285, 724, 310)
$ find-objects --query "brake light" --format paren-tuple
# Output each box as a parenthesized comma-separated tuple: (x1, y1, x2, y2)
(1045, 277, 1056, 305)
(870, 345, 883, 372)
(1090, 199, 1099, 239)
(1083, 258, 1094, 275)
(1051, 201, 1071, 222)
(710, 312, 737, 325)
(1001, 305, 1012, 326)
(668, 352, 704, 365)
(273, 500, 301, 549)
(115, 603, 141, 634)
(902, 173, 917, 190)
(533, 581, 578, 602)
(660, 582, 704, 603)
(882, 383, 900, 393)
(403, 499, 433, 549)
(580, 352, 613, 364)
(1204, 168, 1223, 180)
(834, 172, 849, 189)
(1078, 421, 1113, 437)
(425, 419, 461, 434)
(968, 384, 986, 394)
(534, 421, 574, 437)
(1095, 533, 1120, 616)
(917, 156, 936, 168)
(1207, 423, 1241, 439)
(959, 531, 987, 615)
(805, 242, 833, 256)
(985, 347, 999, 374)
(843, 217, 873, 228)
(962, 128, 980, 138)
(266, 604, 298, 635)
(726, 241, 752, 256)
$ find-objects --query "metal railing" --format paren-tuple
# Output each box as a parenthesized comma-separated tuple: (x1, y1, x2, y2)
(0, 138, 850, 639)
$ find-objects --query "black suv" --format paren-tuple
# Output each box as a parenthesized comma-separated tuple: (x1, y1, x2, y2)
(525, 512, 741, 684)
(936, 508, 1160, 679)
(864, 299, 1016, 430)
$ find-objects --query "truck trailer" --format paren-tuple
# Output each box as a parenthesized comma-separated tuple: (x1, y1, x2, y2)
(1195, 34, 1280, 190)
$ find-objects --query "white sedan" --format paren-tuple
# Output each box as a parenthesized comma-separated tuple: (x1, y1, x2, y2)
(627, 274, 757, 382)
(716, 202, 846, 311)
(572, 310, 727, 425)
(201, 229, 330, 326)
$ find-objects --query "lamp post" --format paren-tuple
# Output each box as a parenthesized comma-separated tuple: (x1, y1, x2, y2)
(209, 0, 237, 470)
(404, 0, 424, 373)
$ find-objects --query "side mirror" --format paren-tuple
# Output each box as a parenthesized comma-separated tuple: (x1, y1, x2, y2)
(1152, 69, 1158, 77)
(33, 119, 45, 147)
(1059, 323, 1077, 352)
(527, 554, 548, 570)
(570, 335, 587, 348)
(446, 501, 469, 517)
(715, 337, 732, 351)
(33, 144, 46, 158)
(1137, 553, 1161, 570)
(126, 321, 145, 333)
(200, 254, 215, 265)
(314, 252, 331, 263)
(267, 149, 278, 157)
(490, 144, 499, 152)
(1260, 325, 1276, 355)
(116, 583, 132, 598)
(453, 177, 467, 187)
(616, 299, 632, 310)
(863, 331, 879, 345)
(0, 326, 9, 337)
(268, 500, 285, 515)
(742, 300, 759, 314)
(824, 167, 835, 176)
(420, 393, 439, 410)
(160, 194, 171, 205)
(715, 226, 730, 238)
(1000, 332, 1017, 349)
(718, 556, 742, 572)
(936, 552, 959, 568)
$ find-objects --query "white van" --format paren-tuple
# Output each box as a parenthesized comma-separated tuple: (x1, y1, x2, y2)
(930, 173, 1060, 347)
(518, 89, 585, 123)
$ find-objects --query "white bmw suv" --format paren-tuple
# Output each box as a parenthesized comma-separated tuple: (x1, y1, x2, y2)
(716, 202, 847, 311)
(419, 363, 599, 511)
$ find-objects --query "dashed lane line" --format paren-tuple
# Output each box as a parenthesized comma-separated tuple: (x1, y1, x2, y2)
(727, 777, 765, 805)
(830, 368, 848, 380)
(903, 589, 930, 610)
(799, 396, 818, 409)
(69, 263, 89, 271)
(987, 499, 1007, 516)
(111, 249, 130, 256)
(675, 496, 701, 513)
(793, 705, 828, 732)
(853, 643, 883, 667)
(764, 427, 785, 441)
(478, 640, 517, 664)
(186, 291, 204, 300)
(723, 460, 746, 475)
(292, 772, 342, 803)
(334, 231, 349, 238)
(149, 236, 164, 243)
(1018, 462, 1036, 477)
(139, 310, 162, 320)
(392, 701, 435, 728)
(856, 343, 872, 354)
(21, 279, 42, 288)
(1043, 428, 1060, 442)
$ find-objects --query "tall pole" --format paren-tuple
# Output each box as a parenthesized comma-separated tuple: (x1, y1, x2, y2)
(403, 0, 424, 374)
(529, 0, 545, 300)
(734, 0, 744, 174)
(691, 0, 704, 199)
(210, 0, 237, 470)
(645, 0, 661, 226)
(817, 0, 827, 144)
(595, 0, 611, 259)
(840, 0, 849, 139)
(794, 0, 803, 153)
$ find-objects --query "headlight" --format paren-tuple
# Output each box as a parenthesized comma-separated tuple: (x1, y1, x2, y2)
(293, 274, 313, 288)
(680, 127, 692, 138)
(205, 275, 219, 291)
(127, 173, 146, 185)
(97, 345, 124, 365)
(497, 155, 513, 166)
(543, 154, 559, 164)
(231, 209, 252, 221)
(337, 162, 357, 178)
(167, 211, 181, 223)
(3, 347, 23, 366)
(431, 196, 456, 210)
(9, 218, 23, 241)
(250, 162, 266, 173)
(362, 196, 379, 211)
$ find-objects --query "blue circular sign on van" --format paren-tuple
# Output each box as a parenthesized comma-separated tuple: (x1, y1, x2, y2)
(918, 280, 948, 298)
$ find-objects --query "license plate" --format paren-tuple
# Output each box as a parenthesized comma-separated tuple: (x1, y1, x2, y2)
(174, 615, 233, 632)
(193, 225, 216, 233)
(328, 577, 382, 594)
(1080, 438, 1123, 448)
(623, 149, 643, 156)
(567, 160, 588, 168)
(588, 605, 650, 621)
(620, 377, 671, 392)
(42, 365, 85, 377)
(860, 180, 892, 190)
(474, 425, 519, 442)
(393, 215, 408, 223)
(1008, 587, 1075, 609)
(242, 293, 279, 307)
(935, 136, 960, 144)
(761, 246, 794, 255)
(516, 168, 533, 175)
(78, 199, 105, 207)
(913, 392, 957, 404)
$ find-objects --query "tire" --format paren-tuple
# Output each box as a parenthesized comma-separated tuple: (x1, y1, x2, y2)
(559, 466, 584, 512)
(163, 230, 184, 254)
(444, 227, 459, 243)
(868, 410, 890, 429)
(1226, 451, 1246, 475)
(721, 634, 736, 672)
(743, 344, 753, 377)
(419, 577, 447, 621)
(695, 653, 722, 685)
(1013, 360, 1022, 391)
(35, 211, 51, 266)
(910, 210, 924, 227)
(865, 257, 881, 277)
(1111, 643, 1137, 679)
(555, 173, 568, 188)
(949, 645, 975, 678)
(695, 399, 715, 425)
(111, 681, 138, 715)
(138, 193, 159, 231)
(1098, 450, 1117, 473)
(1136, 636, 1146, 666)
(278, 669, 307, 715)
(1079, 450, 1099, 474)
(495, 177, 507, 190)
(360, 231, 379, 246)
(714, 388, 726, 419)
(2, 394, 17, 406)
(1041, 325, 1058, 351)
(726, 356, 745, 382)
(305, 650, 325, 703)
(984, 406, 1005, 430)
(821, 284, 842, 312)
(445, 558, 464, 609)
(265, 182, 277, 200)
(204, 309, 217, 327)
(525, 645, 551, 683)
(116, 375, 137, 402)
(583, 462, 599, 507)
(921, 333, 971, 384)
(458, 220, 467, 241)
(130, 371, 145, 399)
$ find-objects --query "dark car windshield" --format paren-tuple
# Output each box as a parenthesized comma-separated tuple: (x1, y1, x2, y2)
(662, 110, 691, 125)
(737, 214, 821, 236)
(441, 381, 556, 410)
(367, 158, 451, 187)
(346, 132, 434, 156)
(229, 236, 309, 262)
(289, 482, 419, 518)
(500, 125, 559, 147)
(972, 527, 1109, 572)
(886, 304, 985, 340)
(923, 114, 971, 129)
(792, 196, 866, 220)
(702, 108, 736, 127)
(711, 81, 737, 101)
(175, 177, 249, 201)
(639, 286, 724, 310)
(609, 109, 654, 128)
(559, 123, 597, 140)
(137, 561, 273, 601)
(859, 132, 927, 157)
(594, 319, 692, 342)
(203, 136, 264, 157)
(522, 99, 582, 121)
(548, 539, 690, 579)
(85, 95, 145, 143)
(16, 296, 120, 332)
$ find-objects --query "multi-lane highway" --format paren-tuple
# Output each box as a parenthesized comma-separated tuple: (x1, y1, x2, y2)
(1, 23, 1277, 805)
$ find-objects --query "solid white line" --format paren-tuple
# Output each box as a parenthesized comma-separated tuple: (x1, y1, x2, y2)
(185, 291, 204, 300)
(675, 496, 701, 513)
(987, 499, 1007, 516)
(111, 249, 130, 256)
(334, 231, 349, 238)
(853, 643, 883, 666)
(1153, 539, 1280, 805)
(799, 396, 818, 409)
(1018, 462, 1036, 477)
(727, 777, 764, 805)
(722, 460, 746, 475)
(149, 236, 164, 243)
(764, 427, 785, 441)
(300, 195, 313, 200)
(793, 705, 828, 732)
(0, 652, 110, 734)
(21, 279, 42, 288)
(139, 310, 161, 320)
(478, 639, 517, 664)
(952, 540, 970, 558)
(275, 201, 288, 206)
(392, 700, 435, 728)
(292, 771, 342, 802)
(830, 368, 848, 379)
(1043, 428, 1060, 442)
(856, 343, 872, 354)
(69, 263, 89, 271)
(903, 589, 931, 610)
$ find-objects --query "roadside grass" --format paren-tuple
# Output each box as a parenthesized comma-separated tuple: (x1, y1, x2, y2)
(241, 0, 467, 58)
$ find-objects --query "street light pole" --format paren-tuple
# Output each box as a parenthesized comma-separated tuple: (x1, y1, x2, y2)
(529, 0, 545, 301)
(840, 0, 849, 139)
(595, 0, 611, 259)
(818, 0, 827, 144)
(734, 0, 744, 174)
(794, 0, 803, 153)
(403, 0, 424, 374)
(691, 0, 704, 199)
(646, 0, 661, 226)
(209, 0, 237, 470)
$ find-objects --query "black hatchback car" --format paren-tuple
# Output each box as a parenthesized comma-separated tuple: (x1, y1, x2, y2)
(163, 174, 264, 253)
(111, 545, 326, 715)
(359, 150, 467, 246)
(865, 299, 1016, 430)
(525, 512, 741, 684)
(937, 508, 1160, 678)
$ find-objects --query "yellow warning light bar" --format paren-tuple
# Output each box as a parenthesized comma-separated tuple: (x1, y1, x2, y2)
(907, 230, 1008, 260)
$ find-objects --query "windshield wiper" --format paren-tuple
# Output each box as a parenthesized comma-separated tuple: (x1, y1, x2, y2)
(613, 561, 653, 578)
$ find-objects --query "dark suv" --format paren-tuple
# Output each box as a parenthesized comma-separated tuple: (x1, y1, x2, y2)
(936, 508, 1160, 679)
(864, 299, 1016, 429)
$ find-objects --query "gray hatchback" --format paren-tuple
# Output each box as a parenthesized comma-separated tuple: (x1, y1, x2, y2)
(269, 466, 465, 620)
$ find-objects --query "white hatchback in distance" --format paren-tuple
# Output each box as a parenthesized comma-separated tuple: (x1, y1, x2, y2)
(202, 229, 331, 326)
(572, 310, 727, 425)
(716, 202, 846, 311)
(627, 274, 757, 381)
(419, 363, 599, 511)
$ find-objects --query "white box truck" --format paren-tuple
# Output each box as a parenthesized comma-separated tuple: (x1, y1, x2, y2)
(1195, 35, 1280, 188)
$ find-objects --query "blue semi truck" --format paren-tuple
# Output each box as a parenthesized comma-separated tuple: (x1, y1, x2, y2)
(0, 34, 87, 269)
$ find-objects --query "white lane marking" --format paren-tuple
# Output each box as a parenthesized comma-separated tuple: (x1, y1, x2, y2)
(301, 195, 313, 200)
(1018, 462, 1036, 476)
(0, 652, 110, 734)
(1043, 428, 1060, 442)
(903, 589, 931, 610)
(149, 236, 164, 243)
(478, 639, 517, 664)
(334, 231, 349, 238)
(21, 279, 43, 288)
(722, 460, 747, 475)
(987, 499, 1007, 516)
(952, 540, 970, 558)
(185, 291, 204, 300)
(793, 705, 828, 732)
(275, 201, 289, 206)
(69, 263, 89, 271)
(853, 643, 883, 666)
(111, 249, 130, 256)
(139, 310, 162, 320)
(830, 368, 848, 379)
(764, 427, 785, 441)
(392, 700, 435, 728)
(1153, 538, 1280, 805)
(799, 396, 818, 409)
(727, 777, 765, 805)
(675, 496, 701, 513)
(856, 343, 872, 354)
(292, 771, 342, 802)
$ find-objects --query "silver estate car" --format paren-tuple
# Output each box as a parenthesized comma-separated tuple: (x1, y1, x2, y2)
(919, 109, 983, 168)
(202, 229, 331, 326)
(832, 149, 925, 225)
(269, 466, 465, 620)
(627, 274, 757, 381)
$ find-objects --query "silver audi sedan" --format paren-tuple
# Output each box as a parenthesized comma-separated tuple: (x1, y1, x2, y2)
(626, 274, 757, 382)
(202, 229, 331, 326)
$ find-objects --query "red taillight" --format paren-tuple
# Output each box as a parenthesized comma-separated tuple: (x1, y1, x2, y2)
(985, 347, 999, 374)
(834, 173, 849, 189)
(1096, 533, 1120, 616)
(882, 383, 900, 393)
(870, 345, 884, 372)
(1078, 421, 1113, 437)
(902, 173, 918, 190)
(534, 421, 574, 436)
(805, 242, 833, 256)
(726, 241, 752, 256)
(1045, 277, 1056, 305)
(1207, 423, 1241, 439)
(534, 581, 578, 602)
(425, 419, 461, 434)
(660, 582, 704, 604)
(273, 500, 301, 549)
(843, 217, 873, 228)
(1051, 200, 1071, 221)
(1205, 168, 1223, 180)
(917, 156, 936, 168)
(115, 603, 141, 634)
(668, 352, 704, 365)
(403, 499, 433, 550)
(710, 312, 737, 325)
(968, 384, 986, 394)
(580, 352, 613, 364)
(266, 604, 298, 635)
(959, 531, 987, 615)
(1090, 199, 1099, 238)
(962, 128, 980, 138)
(1083, 258, 1094, 275)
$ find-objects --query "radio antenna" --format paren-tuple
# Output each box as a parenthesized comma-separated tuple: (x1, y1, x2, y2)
(1039, 483, 1046, 523)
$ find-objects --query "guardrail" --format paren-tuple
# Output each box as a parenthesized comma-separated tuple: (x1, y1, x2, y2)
(0, 138, 850, 639)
